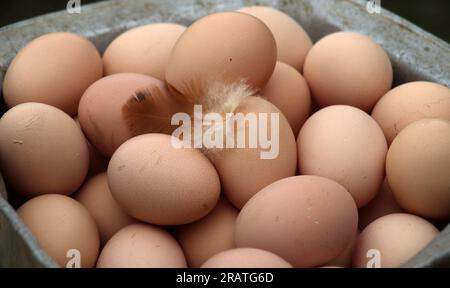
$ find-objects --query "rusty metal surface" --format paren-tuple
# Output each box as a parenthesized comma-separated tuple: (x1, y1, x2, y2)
(0, 0, 449, 267)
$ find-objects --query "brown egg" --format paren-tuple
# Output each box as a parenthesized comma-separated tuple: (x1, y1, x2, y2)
(0, 103, 89, 198)
(175, 197, 238, 267)
(325, 229, 359, 268)
(372, 81, 450, 145)
(78, 73, 175, 157)
(17, 194, 100, 267)
(96, 224, 187, 268)
(386, 119, 450, 219)
(358, 178, 403, 230)
(74, 173, 137, 246)
(166, 11, 276, 103)
(238, 6, 312, 71)
(352, 213, 438, 268)
(201, 248, 292, 268)
(298, 105, 387, 207)
(235, 175, 358, 268)
(107, 133, 220, 225)
(103, 23, 186, 80)
(262, 61, 311, 135)
(3, 32, 102, 116)
(303, 32, 392, 112)
(212, 96, 297, 209)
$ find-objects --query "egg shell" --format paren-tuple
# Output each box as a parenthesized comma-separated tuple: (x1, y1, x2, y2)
(107, 133, 220, 225)
(96, 223, 187, 268)
(386, 118, 450, 219)
(78, 73, 171, 157)
(166, 11, 276, 103)
(298, 105, 388, 207)
(75, 173, 137, 246)
(103, 23, 186, 80)
(0, 103, 89, 198)
(212, 96, 297, 209)
(303, 32, 392, 112)
(358, 178, 403, 230)
(175, 197, 238, 267)
(235, 175, 358, 268)
(352, 213, 438, 268)
(262, 61, 311, 135)
(372, 81, 450, 145)
(238, 6, 312, 71)
(2, 32, 102, 116)
(17, 194, 100, 267)
(201, 248, 292, 268)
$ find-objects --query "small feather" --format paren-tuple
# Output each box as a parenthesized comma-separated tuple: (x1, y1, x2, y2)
(122, 85, 192, 136)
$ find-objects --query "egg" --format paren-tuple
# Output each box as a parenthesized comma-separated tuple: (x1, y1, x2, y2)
(2, 32, 102, 116)
(107, 133, 220, 225)
(358, 178, 403, 230)
(262, 61, 311, 135)
(303, 32, 393, 112)
(372, 81, 450, 145)
(238, 6, 312, 71)
(74, 173, 137, 246)
(17, 194, 100, 267)
(386, 119, 450, 219)
(175, 197, 238, 268)
(78, 73, 179, 157)
(96, 224, 187, 268)
(0, 103, 89, 198)
(201, 248, 292, 268)
(235, 175, 358, 268)
(166, 11, 276, 103)
(103, 23, 186, 80)
(352, 213, 438, 268)
(298, 105, 387, 207)
(212, 96, 297, 209)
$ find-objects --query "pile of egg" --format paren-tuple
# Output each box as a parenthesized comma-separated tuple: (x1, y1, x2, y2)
(0, 6, 449, 268)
